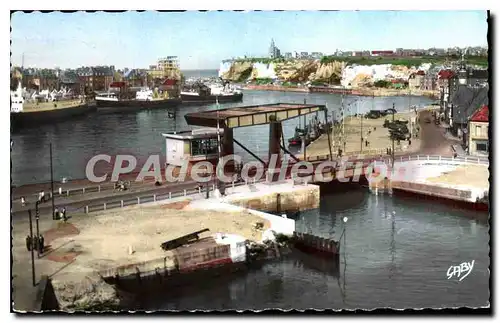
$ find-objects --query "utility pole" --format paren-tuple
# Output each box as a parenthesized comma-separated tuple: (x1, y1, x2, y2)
(35, 201, 41, 258)
(49, 143, 55, 220)
(392, 103, 395, 170)
(341, 87, 345, 152)
(409, 85, 412, 138)
(215, 96, 222, 195)
(359, 100, 363, 152)
(28, 210, 36, 287)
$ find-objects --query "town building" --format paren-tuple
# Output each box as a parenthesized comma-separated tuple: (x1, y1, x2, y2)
(371, 50, 395, 57)
(148, 57, 181, 80)
(92, 66, 114, 91)
(408, 70, 425, 90)
(422, 73, 437, 91)
(269, 39, 281, 59)
(311, 52, 324, 59)
(437, 69, 455, 117)
(59, 70, 81, 95)
(76, 66, 114, 93)
(448, 85, 489, 148)
(123, 69, 148, 88)
(467, 105, 489, 156)
(284, 52, 293, 59)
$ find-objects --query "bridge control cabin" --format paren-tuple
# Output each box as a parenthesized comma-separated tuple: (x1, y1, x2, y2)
(162, 128, 223, 167)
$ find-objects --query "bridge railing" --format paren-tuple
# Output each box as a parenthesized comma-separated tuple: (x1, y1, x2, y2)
(398, 155, 489, 165)
(82, 177, 267, 215)
(55, 154, 490, 215)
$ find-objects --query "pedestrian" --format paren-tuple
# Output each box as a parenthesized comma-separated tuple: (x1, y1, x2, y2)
(62, 207, 67, 222)
(40, 190, 45, 203)
(59, 187, 62, 195)
(54, 207, 59, 220)
(21, 196, 26, 206)
(38, 191, 42, 203)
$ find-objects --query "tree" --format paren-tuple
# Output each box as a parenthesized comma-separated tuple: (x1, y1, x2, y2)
(113, 72, 123, 82)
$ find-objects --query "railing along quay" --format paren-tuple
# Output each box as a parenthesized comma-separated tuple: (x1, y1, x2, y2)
(83, 177, 262, 215)
(18, 154, 487, 214)
(81, 154, 489, 214)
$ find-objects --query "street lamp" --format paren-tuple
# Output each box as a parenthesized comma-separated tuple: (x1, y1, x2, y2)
(391, 103, 396, 170)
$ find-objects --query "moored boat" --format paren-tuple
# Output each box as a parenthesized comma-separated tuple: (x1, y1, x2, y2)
(180, 81, 243, 105)
(96, 87, 181, 113)
(10, 80, 95, 130)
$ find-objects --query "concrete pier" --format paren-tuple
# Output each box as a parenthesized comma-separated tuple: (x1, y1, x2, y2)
(369, 159, 489, 206)
(12, 177, 319, 311)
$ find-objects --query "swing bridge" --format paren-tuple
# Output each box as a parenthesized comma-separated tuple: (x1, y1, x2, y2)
(184, 103, 334, 173)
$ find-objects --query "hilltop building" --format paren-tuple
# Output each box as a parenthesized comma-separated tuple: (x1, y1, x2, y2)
(147, 56, 181, 80)
(269, 39, 281, 59)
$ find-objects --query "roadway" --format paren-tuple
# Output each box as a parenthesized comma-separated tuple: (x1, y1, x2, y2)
(11, 112, 462, 219)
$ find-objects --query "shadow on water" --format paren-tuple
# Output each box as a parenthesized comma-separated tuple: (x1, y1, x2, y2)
(123, 250, 345, 310)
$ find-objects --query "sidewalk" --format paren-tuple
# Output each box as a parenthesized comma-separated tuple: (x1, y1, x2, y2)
(11, 179, 201, 215)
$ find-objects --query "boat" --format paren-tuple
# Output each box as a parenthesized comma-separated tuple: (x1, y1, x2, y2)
(95, 87, 181, 113)
(10, 80, 95, 130)
(288, 115, 331, 147)
(180, 81, 243, 105)
(308, 84, 353, 95)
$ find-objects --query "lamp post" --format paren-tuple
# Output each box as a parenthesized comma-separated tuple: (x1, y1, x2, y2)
(392, 103, 396, 170)
(49, 143, 55, 220)
(28, 209, 36, 287)
(35, 201, 41, 258)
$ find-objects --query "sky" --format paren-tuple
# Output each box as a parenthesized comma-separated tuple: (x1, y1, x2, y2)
(10, 10, 488, 70)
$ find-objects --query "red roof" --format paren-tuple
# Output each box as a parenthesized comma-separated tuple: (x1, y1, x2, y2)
(162, 79, 178, 86)
(110, 81, 126, 88)
(438, 69, 455, 80)
(470, 105, 489, 122)
(371, 50, 394, 54)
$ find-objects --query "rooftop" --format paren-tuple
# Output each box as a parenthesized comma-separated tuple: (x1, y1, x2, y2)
(184, 103, 326, 128)
(470, 105, 489, 123)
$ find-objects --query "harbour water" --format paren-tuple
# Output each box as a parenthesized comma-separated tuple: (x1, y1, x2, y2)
(135, 188, 490, 310)
(10, 87, 434, 186)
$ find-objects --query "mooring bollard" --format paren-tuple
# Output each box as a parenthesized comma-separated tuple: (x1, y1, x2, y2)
(121, 200, 124, 208)
(153, 194, 156, 202)
(137, 197, 140, 204)
(85, 206, 89, 214)
(169, 192, 172, 199)
(103, 203, 106, 210)
(83, 187, 85, 194)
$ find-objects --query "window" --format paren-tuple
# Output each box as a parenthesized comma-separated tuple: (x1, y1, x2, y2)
(476, 141, 488, 152)
(191, 139, 219, 156)
(475, 125, 481, 137)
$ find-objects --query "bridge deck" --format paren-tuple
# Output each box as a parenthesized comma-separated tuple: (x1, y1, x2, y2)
(184, 103, 325, 128)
